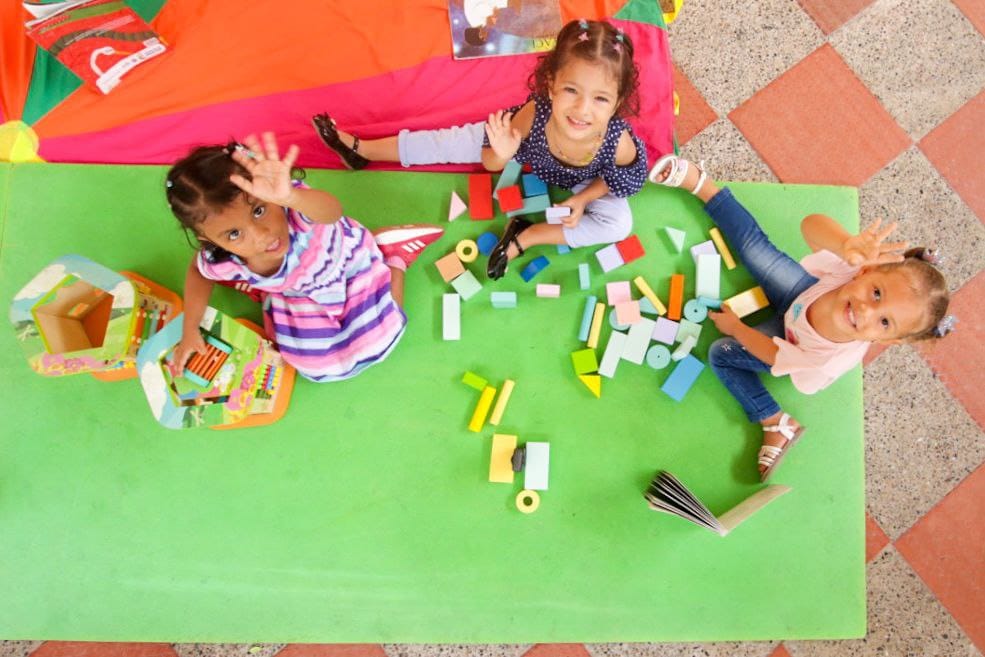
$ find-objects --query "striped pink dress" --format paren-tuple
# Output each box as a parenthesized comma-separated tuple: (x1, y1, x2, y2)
(197, 204, 406, 382)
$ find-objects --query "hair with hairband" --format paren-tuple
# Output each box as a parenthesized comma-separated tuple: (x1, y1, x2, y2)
(873, 245, 953, 341)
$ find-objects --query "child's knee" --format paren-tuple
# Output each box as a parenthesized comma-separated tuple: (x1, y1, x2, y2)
(708, 337, 737, 367)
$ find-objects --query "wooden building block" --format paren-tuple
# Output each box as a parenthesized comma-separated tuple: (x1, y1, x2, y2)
(616, 234, 645, 264)
(523, 442, 550, 490)
(448, 190, 467, 221)
(684, 298, 708, 323)
(690, 239, 717, 263)
(494, 159, 523, 197)
(520, 255, 550, 282)
(695, 253, 721, 300)
(645, 344, 672, 370)
(615, 301, 641, 325)
(468, 385, 497, 432)
(622, 317, 656, 365)
(599, 330, 627, 378)
(490, 291, 518, 308)
(578, 295, 597, 341)
(450, 270, 482, 300)
(489, 434, 518, 483)
(606, 281, 632, 305)
(697, 295, 722, 309)
(668, 273, 685, 320)
(507, 193, 550, 218)
(671, 334, 697, 361)
(664, 226, 685, 253)
(489, 379, 515, 426)
(578, 374, 601, 398)
(595, 244, 624, 273)
(652, 316, 679, 345)
(435, 252, 466, 283)
(633, 276, 667, 316)
(442, 294, 460, 341)
(675, 318, 702, 343)
(709, 227, 737, 270)
(497, 185, 523, 213)
(468, 173, 493, 220)
(477, 232, 499, 255)
(661, 354, 704, 401)
(586, 302, 605, 349)
(521, 173, 548, 197)
(725, 286, 770, 318)
(536, 284, 561, 298)
(545, 206, 571, 224)
(571, 348, 599, 375)
(461, 370, 487, 390)
(578, 263, 590, 290)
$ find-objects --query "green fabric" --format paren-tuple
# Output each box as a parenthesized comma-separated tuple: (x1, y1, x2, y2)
(21, 0, 168, 124)
(616, 0, 668, 28)
(0, 164, 865, 642)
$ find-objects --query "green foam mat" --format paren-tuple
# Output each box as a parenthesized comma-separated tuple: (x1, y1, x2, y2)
(0, 164, 865, 642)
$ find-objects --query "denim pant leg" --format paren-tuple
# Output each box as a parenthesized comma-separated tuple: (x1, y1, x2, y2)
(397, 122, 485, 167)
(708, 314, 785, 422)
(703, 187, 818, 313)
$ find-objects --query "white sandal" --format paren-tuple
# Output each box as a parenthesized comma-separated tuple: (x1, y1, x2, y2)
(648, 154, 708, 196)
(758, 412, 806, 482)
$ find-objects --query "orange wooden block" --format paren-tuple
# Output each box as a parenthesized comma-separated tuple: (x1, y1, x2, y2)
(668, 274, 684, 321)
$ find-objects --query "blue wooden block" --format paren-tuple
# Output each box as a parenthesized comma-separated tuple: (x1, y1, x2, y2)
(520, 255, 550, 282)
(521, 173, 548, 197)
(684, 299, 708, 323)
(660, 354, 704, 402)
(697, 295, 721, 309)
(477, 232, 499, 256)
(490, 291, 518, 308)
(556, 244, 571, 254)
(578, 295, 597, 341)
(578, 263, 590, 290)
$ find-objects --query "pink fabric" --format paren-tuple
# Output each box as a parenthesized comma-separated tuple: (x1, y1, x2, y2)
(771, 250, 870, 394)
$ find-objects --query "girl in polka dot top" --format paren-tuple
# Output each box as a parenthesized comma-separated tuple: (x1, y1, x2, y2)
(312, 19, 650, 279)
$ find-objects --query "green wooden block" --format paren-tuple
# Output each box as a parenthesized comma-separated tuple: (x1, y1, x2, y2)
(571, 348, 599, 375)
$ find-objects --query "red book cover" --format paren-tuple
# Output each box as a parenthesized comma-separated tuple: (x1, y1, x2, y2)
(24, 0, 167, 94)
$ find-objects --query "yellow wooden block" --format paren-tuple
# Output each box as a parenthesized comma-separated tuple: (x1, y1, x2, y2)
(578, 374, 601, 398)
(489, 433, 518, 483)
(709, 227, 737, 270)
(632, 276, 667, 315)
(724, 286, 770, 318)
(489, 379, 515, 426)
(586, 302, 605, 349)
(468, 385, 497, 432)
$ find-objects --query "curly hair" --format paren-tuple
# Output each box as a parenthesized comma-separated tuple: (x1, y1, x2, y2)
(527, 19, 641, 117)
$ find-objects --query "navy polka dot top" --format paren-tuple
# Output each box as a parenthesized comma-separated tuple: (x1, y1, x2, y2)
(482, 94, 648, 198)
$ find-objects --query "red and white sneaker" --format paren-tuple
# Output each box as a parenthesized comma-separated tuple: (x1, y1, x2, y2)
(373, 224, 444, 269)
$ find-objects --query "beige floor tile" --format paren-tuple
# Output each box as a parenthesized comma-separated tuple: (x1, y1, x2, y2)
(829, 0, 985, 139)
(859, 147, 985, 290)
(0, 642, 42, 657)
(785, 548, 981, 657)
(173, 645, 284, 657)
(587, 642, 778, 657)
(384, 645, 528, 657)
(668, 0, 823, 114)
(862, 345, 985, 539)
(679, 119, 778, 183)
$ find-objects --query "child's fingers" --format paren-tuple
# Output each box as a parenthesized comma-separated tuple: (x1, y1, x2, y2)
(261, 132, 279, 161)
(282, 144, 300, 170)
(240, 134, 262, 157)
(875, 220, 899, 242)
(880, 240, 909, 253)
(875, 252, 906, 264)
(229, 173, 253, 194)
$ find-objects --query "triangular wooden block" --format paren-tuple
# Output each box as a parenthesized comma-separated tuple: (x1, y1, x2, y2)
(577, 374, 601, 398)
(664, 226, 686, 253)
(448, 191, 467, 221)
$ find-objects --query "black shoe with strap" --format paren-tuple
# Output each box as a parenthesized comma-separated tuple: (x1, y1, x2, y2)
(311, 113, 369, 170)
(486, 217, 532, 280)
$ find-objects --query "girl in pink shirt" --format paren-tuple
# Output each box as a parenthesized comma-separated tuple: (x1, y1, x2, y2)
(651, 155, 955, 481)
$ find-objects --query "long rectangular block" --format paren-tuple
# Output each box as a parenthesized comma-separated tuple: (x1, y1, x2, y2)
(578, 295, 598, 341)
(524, 442, 550, 491)
(599, 330, 627, 378)
(506, 193, 551, 217)
(622, 317, 656, 365)
(489, 434, 517, 483)
(725, 286, 770, 318)
(489, 379, 515, 426)
(536, 284, 560, 298)
(468, 173, 493, 220)
(661, 354, 705, 402)
(578, 263, 590, 290)
(668, 274, 685, 320)
(442, 293, 460, 341)
(493, 159, 523, 198)
(468, 385, 497, 432)
(695, 253, 721, 300)
(633, 276, 667, 316)
(595, 244, 624, 273)
(709, 227, 737, 270)
(490, 291, 518, 308)
(586, 302, 605, 349)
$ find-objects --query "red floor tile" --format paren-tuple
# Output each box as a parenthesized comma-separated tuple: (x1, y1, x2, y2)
(275, 645, 387, 657)
(729, 45, 910, 186)
(795, 0, 875, 34)
(953, 0, 985, 36)
(914, 270, 985, 429)
(862, 342, 889, 367)
(896, 464, 985, 655)
(30, 643, 177, 657)
(522, 645, 592, 657)
(768, 644, 793, 657)
(672, 63, 717, 146)
(865, 512, 890, 562)
(920, 90, 985, 223)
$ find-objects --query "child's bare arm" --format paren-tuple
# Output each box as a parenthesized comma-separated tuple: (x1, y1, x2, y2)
(709, 304, 779, 366)
(172, 259, 214, 369)
(283, 186, 343, 225)
(801, 214, 908, 265)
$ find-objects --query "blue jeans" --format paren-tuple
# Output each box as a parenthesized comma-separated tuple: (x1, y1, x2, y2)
(705, 188, 818, 422)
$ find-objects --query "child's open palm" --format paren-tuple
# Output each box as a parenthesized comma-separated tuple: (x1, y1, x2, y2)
(842, 218, 909, 266)
(230, 132, 300, 206)
(485, 110, 522, 161)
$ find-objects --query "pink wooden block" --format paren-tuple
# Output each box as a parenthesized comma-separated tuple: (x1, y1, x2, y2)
(615, 300, 642, 325)
(606, 281, 632, 305)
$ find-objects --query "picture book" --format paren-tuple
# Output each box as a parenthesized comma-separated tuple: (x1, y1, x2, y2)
(24, 0, 168, 94)
(449, 0, 562, 60)
(644, 470, 791, 536)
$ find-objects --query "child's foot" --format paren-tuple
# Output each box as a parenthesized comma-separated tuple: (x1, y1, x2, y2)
(373, 224, 444, 269)
(486, 217, 533, 280)
(648, 154, 708, 196)
(312, 113, 369, 170)
(758, 412, 806, 481)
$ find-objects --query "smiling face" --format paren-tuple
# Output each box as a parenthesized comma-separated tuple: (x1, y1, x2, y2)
(815, 267, 929, 343)
(547, 57, 621, 141)
(197, 193, 289, 268)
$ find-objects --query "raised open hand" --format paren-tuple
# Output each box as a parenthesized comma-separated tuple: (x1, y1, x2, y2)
(484, 110, 522, 161)
(229, 132, 300, 206)
(841, 218, 909, 266)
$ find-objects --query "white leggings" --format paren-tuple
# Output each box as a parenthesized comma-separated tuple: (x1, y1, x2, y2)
(398, 122, 633, 248)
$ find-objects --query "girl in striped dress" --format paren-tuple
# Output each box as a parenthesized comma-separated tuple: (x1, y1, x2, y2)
(166, 132, 443, 382)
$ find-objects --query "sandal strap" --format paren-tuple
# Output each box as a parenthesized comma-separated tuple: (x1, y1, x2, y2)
(763, 412, 796, 440)
(352, 135, 360, 154)
(691, 160, 708, 195)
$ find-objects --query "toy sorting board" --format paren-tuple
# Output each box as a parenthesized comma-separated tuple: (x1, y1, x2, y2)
(0, 163, 865, 642)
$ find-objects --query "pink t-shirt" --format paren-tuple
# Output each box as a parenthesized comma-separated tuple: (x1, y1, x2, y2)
(770, 250, 870, 394)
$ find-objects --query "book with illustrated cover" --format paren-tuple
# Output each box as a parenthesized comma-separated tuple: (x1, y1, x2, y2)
(24, 0, 167, 94)
(644, 470, 791, 536)
(449, 0, 562, 60)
